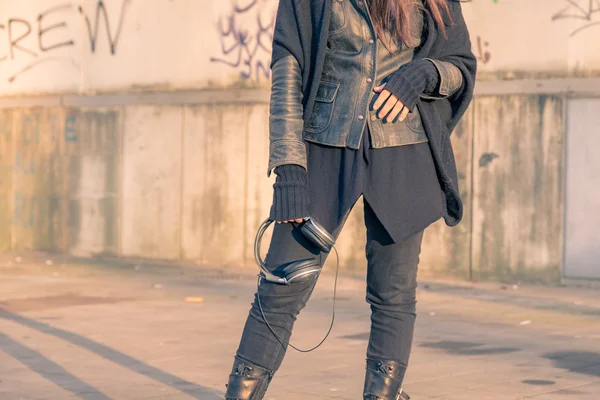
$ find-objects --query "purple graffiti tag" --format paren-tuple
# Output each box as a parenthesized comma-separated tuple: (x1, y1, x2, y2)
(552, 0, 600, 36)
(210, 0, 275, 82)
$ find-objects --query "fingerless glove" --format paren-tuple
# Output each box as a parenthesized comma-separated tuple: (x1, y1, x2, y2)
(384, 59, 440, 111)
(269, 164, 310, 222)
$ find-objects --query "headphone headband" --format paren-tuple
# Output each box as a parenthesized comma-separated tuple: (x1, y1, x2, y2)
(254, 218, 287, 284)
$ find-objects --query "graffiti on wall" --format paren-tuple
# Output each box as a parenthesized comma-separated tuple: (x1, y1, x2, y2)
(475, 36, 492, 65)
(210, 0, 275, 82)
(0, 0, 130, 83)
(209, 0, 499, 78)
(552, 0, 600, 36)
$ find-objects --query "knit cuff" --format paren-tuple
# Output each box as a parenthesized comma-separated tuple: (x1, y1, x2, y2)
(270, 164, 310, 222)
(384, 60, 439, 111)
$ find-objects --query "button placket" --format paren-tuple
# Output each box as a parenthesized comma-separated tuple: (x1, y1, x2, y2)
(358, 7, 377, 145)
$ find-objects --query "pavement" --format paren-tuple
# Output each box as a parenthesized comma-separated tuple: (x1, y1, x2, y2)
(1, 252, 600, 400)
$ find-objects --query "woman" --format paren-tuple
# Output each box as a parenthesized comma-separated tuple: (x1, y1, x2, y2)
(225, 0, 476, 398)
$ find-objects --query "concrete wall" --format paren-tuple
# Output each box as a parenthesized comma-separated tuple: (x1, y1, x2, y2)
(471, 95, 565, 282)
(0, 92, 582, 283)
(2, 0, 600, 283)
(0, 103, 273, 267)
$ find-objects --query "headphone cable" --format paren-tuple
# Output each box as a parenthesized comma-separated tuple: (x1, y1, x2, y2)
(256, 245, 340, 352)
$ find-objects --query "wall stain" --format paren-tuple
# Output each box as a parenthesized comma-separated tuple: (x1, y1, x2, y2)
(479, 152, 499, 168)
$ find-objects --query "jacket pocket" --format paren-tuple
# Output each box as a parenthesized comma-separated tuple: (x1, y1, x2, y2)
(406, 107, 426, 133)
(329, 0, 347, 34)
(305, 81, 340, 134)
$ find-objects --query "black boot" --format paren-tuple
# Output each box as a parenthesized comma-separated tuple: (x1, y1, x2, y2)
(225, 356, 273, 400)
(363, 358, 410, 400)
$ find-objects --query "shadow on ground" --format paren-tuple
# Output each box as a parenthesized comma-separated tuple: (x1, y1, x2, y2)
(0, 331, 112, 399)
(419, 340, 521, 355)
(0, 309, 222, 399)
(544, 351, 600, 377)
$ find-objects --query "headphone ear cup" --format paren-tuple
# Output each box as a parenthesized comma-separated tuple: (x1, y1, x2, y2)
(300, 219, 335, 253)
(281, 259, 321, 283)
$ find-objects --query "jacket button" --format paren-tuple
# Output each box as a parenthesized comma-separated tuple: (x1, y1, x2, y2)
(369, 39, 374, 44)
(367, 78, 372, 83)
(358, 1, 364, 6)
(358, 115, 364, 120)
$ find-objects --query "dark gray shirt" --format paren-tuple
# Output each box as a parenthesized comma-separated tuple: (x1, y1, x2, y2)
(305, 124, 445, 244)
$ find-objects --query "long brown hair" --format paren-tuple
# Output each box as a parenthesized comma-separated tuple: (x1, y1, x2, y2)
(368, 0, 451, 46)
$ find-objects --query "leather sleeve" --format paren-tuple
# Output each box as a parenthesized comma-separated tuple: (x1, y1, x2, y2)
(267, 55, 306, 176)
(421, 58, 464, 99)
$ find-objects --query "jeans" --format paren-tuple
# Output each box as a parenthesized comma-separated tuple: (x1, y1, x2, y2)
(234, 198, 423, 385)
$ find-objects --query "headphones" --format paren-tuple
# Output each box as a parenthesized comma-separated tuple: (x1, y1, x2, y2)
(253, 217, 339, 352)
(254, 217, 335, 285)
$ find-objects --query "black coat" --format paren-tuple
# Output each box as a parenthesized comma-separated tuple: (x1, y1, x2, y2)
(270, 0, 477, 226)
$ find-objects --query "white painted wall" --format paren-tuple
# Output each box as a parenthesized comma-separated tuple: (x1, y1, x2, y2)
(463, 0, 600, 78)
(1, 0, 599, 96)
(0, 0, 275, 95)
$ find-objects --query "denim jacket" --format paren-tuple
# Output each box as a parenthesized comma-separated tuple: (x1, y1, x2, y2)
(268, 0, 464, 174)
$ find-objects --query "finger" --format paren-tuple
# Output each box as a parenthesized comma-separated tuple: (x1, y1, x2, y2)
(294, 218, 303, 223)
(373, 83, 386, 93)
(399, 106, 410, 122)
(373, 90, 392, 111)
(386, 101, 405, 123)
(378, 96, 398, 119)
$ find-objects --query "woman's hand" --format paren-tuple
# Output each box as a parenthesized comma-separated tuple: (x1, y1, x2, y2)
(372, 83, 410, 123)
(278, 218, 305, 224)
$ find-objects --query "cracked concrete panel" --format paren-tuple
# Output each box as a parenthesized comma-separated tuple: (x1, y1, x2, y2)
(420, 106, 474, 279)
(181, 104, 248, 266)
(472, 95, 565, 283)
(10, 108, 72, 252)
(121, 106, 183, 259)
(243, 104, 274, 267)
(68, 108, 122, 257)
(0, 110, 13, 251)
(564, 98, 600, 280)
(180, 105, 212, 262)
